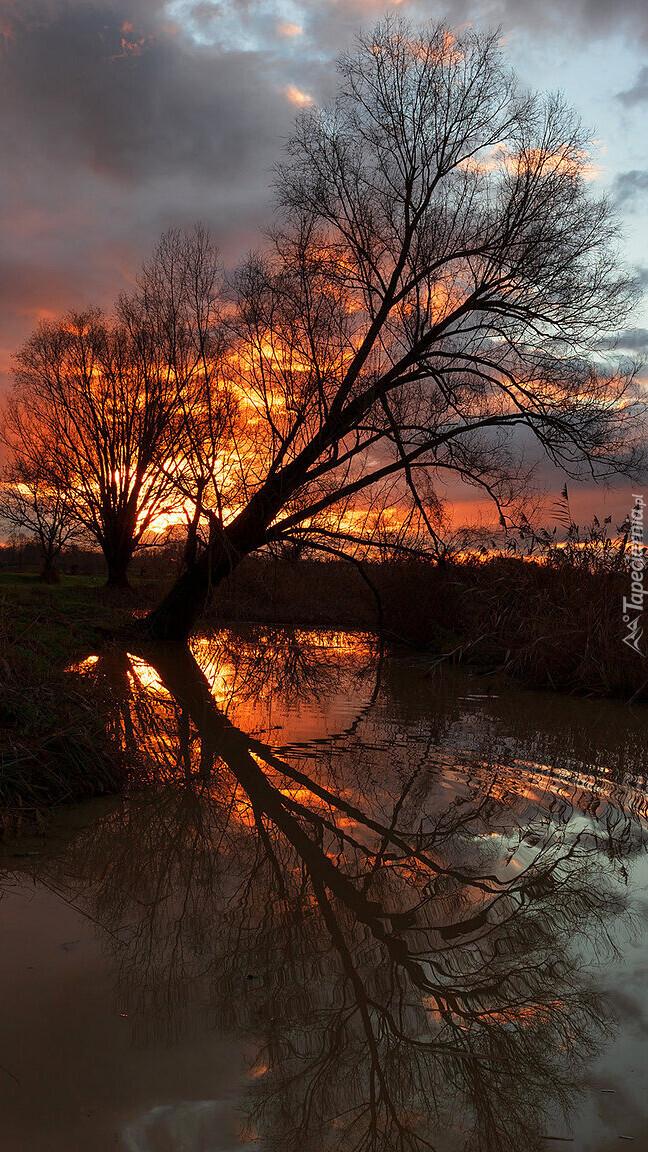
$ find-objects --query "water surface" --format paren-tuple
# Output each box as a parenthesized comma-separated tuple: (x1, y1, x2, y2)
(2, 627, 648, 1152)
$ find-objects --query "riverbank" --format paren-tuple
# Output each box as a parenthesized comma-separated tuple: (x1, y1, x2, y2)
(1, 556, 646, 827)
(0, 576, 131, 827)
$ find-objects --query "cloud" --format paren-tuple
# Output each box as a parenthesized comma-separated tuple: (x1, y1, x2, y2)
(1, 0, 648, 414)
(277, 22, 302, 38)
(0, 4, 298, 184)
(598, 328, 648, 352)
(482, 0, 648, 41)
(0, 0, 333, 397)
(283, 85, 313, 106)
(613, 170, 648, 208)
(617, 64, 648, 105)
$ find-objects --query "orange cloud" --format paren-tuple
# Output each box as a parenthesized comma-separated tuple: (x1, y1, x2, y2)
(460, 143, 602, 182)
(277, 22, 302, 37)
(0, 17, 16, 55)
(284, 85, 313, 107)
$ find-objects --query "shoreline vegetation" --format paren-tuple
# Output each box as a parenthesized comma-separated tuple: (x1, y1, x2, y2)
(1, 553, 646, 830)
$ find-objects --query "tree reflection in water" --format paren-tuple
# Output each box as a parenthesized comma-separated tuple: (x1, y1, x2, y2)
(48, 631, 647, 1151)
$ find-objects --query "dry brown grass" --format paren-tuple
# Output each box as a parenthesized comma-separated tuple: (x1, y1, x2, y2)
(212, 554, 648, 701)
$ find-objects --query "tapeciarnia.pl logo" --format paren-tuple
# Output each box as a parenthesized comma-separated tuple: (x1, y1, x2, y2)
(622, 494, 646, 656)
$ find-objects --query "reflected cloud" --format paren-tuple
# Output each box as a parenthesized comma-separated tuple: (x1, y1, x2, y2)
(122, 1100, 256, 1152)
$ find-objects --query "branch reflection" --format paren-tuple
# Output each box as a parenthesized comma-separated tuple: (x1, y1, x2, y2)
(51, 631, 647, 1151)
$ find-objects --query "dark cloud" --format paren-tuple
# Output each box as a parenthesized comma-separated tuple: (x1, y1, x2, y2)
(613, 170, 648, 208)
(620, 328, 648, 350)
(0, 2, 301, 188)
(489, 0, 648, 40)
(0, 0, 333, 397)
(598, 327, 648, 352)
(617, 64, 648, 105)
(0, 0, 647, 411)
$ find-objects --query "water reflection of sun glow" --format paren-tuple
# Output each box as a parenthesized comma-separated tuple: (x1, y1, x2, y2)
(126, 656, 170, 696)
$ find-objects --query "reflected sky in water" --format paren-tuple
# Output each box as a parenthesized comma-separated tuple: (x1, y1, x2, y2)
(3, 627, 648, 1152)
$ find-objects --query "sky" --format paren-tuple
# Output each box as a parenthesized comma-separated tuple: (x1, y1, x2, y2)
(0, 0, 647, 528)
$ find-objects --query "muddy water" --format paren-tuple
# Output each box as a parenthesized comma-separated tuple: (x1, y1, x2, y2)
(2, 627, 648, 1152)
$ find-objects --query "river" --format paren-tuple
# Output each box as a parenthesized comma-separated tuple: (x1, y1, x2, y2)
(1, 626, 648, 1152)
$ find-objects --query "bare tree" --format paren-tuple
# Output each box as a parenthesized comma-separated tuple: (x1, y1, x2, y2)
(143, 19, 644, 639)
(141, 228, 241, 571)
(0, 456, 79, 583)
(4, 228, 226, 588)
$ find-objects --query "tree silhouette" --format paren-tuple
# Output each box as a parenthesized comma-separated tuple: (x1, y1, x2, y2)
(142, 19, 644, 638)
(3, 228, 226, 588)
(0, 454, 79, 583)
(4, 21, 643, 614)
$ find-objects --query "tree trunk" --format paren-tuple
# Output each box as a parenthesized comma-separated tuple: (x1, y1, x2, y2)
(106, 560, 132, 589)
(144, 476, 295, 640)
(39, 562, 59, 584)
(103, 516, 137, 590)
(144, 501, 272, 640)
(143, 539, 239, 640)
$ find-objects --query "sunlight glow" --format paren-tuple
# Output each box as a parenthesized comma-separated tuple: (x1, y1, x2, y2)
(277, 22, 302, 37)
(283, 85, 313, 107)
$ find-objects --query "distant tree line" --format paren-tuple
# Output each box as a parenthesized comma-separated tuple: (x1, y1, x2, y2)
(1, 20, 645, 629)
(0, 539, 184, 579)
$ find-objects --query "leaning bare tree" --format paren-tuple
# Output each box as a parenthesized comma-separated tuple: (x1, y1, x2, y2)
(4, 228, 226, 588)
(143, 19, 644, 639)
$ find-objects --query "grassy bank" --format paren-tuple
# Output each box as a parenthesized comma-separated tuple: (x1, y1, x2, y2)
(0, 576, 143, 829)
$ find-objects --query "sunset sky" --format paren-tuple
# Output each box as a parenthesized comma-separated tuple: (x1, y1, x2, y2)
(1, 0, 647, 527)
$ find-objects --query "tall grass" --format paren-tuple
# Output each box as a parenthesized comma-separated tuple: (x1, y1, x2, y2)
(214, 547, 648, 701)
